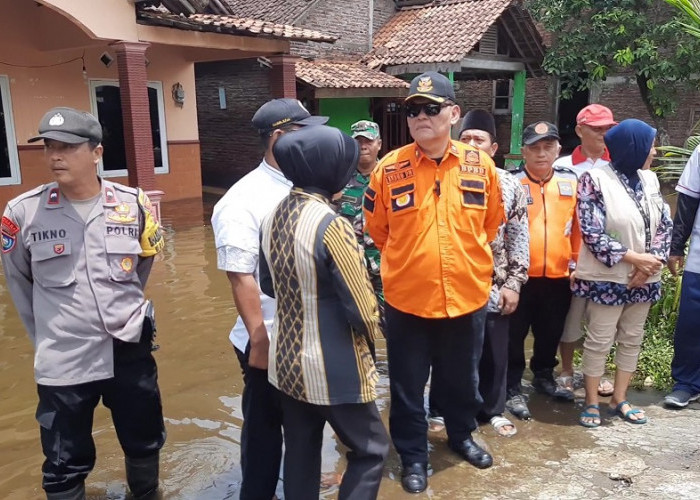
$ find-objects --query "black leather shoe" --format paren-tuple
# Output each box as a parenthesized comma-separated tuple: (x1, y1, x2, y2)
(506, 393, 532, 420)
(448, 437, 493, 469)
(401, 462, 428, 493)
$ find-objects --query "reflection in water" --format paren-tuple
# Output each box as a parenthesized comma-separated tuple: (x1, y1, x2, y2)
(0, 197, 658, 499)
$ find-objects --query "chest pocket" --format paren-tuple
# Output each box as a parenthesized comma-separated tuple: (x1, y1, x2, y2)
(459, 178, 487, 209)
(390, 184, 417, 214)
(31, 241, 75, 288)
(105, 235, 142, 283)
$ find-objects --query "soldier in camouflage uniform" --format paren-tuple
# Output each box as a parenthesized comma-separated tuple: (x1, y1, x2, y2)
(336, 120, 384, 326)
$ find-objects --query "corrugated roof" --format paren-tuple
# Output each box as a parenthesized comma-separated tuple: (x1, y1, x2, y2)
(365, 0, 512, 68)
(137, 10, 337, 43)
(296, 59, 410, 89)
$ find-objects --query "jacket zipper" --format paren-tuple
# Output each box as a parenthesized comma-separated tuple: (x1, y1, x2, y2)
(541, 182, 547, 277)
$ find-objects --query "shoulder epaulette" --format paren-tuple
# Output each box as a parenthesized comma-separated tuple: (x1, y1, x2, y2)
(6, 183, 53, 209)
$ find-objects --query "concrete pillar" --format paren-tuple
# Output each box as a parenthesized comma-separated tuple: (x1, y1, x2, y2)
(269, 54, 298, 98)
(110, 41, 156, 190)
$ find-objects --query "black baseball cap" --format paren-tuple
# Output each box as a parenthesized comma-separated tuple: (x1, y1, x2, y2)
(460, 109, 496, 137)
(28, 107, 103, 144)
(252, 98, 328, 135)
(405, 71, 455, 104)
(523, 121, 559, 145)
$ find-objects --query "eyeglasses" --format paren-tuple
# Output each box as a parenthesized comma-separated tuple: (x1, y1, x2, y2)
(406, 102, 451, 118)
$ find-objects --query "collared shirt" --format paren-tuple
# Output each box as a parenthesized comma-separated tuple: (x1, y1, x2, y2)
(676, 145, 700, 273)
(1, 180, 161, 386)
(553, 146, 610, 179)
(364, 140, 504, 318)
(260, 188, 380, 405)
(211, 159, 292, 352)
(488, 169, 530, 313)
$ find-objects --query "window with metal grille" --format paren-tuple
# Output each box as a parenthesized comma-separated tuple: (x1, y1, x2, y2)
(0, 75, 21, 185)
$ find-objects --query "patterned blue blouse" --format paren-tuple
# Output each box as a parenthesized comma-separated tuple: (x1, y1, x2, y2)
(572, 171, 672, 305)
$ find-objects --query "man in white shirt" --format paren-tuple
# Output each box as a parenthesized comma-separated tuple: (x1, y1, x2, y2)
(211, 98, 327, 499)
(665, 144, 700, 408)
(555, 104, 617, 397)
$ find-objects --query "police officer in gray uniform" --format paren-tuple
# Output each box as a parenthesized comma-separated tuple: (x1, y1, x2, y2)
(1, 108, 166, 500)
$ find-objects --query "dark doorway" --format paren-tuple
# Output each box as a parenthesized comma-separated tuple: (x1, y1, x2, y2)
(375, 98, 411, 154)
(557, 86, 589, 155)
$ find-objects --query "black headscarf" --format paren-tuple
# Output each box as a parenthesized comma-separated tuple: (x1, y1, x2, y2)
(604, 119, 656, 189)
(273, 125, 359, 199)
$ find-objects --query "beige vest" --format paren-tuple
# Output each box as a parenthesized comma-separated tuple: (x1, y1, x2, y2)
(576, 165, 664, 285)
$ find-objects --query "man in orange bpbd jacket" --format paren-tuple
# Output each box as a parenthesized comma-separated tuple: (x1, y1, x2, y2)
(364, 71, 504, 494)
(505, 121, 581, 421)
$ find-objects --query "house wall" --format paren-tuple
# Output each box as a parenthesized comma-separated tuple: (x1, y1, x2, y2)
(0, 3, 203, 207)
(291, 0, 396, 58)
(455, 76, 556, 166)
(196, 0, 397, 189)
(320, 98, 372, 134)
(194, 59, 271, 188)
(598, 76, 700, 144)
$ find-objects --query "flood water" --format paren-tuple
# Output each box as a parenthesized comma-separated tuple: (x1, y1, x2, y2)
(0, 196, 664, 500)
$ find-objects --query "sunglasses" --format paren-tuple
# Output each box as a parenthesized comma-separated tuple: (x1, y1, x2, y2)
(406, 102, 451, 118)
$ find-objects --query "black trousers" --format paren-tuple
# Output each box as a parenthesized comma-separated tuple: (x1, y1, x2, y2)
(507, 277, 572, 393)
(429, 312, 510, 421)
(385, 302, 486, 466)
(36, 331, 165, 493)
(234, 345, 283, 500)
(478, 312, 510, 420)
(280, 393, 389, 500)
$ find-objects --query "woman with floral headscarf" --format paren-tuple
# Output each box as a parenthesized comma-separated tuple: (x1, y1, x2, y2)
(574, 119, 672, 427)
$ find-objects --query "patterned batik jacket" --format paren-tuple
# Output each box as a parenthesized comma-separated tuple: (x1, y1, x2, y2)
(260, 188, 381, 406)
(487, 169, 530, 313)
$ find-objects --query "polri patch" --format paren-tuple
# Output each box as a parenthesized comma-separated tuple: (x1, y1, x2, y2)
(121, 257, 134, 272)
(53, 243, 65, 254)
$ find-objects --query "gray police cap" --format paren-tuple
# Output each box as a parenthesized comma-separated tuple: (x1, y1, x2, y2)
(29, 107, 103, 144)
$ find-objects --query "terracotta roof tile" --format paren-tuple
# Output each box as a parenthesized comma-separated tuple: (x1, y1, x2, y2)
(219, 0, 316, 25)
(296, 59, 410, 89)
(137, 10, 337, 43)
(365, 0, 513, 68)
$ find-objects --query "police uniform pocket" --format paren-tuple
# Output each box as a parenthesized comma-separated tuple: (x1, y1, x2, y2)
(105, 235, 142, 282)
(31, 241, 76, 288)
(390, 184, 417, 213)
(459, 178, 487, 209)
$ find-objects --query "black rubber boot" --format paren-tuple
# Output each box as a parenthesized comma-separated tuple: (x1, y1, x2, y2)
(46, 482, 86, 500)
(125, 453, 160, 499)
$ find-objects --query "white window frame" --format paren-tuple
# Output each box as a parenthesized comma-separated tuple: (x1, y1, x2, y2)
(492, 79, 513, 115)
(88, 79, 169, 177)
(0, 75, 21, 186)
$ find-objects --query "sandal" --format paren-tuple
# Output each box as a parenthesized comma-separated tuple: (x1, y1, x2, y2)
(610, 400, 647, 424)
(579, 404, 601, 428)
(489, 415, 517, 437)
(598, 378, 615, 397)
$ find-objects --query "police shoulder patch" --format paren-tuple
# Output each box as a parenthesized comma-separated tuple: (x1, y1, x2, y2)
(137, 188, 164, 257)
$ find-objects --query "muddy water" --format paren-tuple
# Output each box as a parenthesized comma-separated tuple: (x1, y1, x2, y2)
(0, 197, 662, 499)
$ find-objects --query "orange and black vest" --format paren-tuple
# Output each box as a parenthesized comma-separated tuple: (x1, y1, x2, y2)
(512, 166, 581, 278)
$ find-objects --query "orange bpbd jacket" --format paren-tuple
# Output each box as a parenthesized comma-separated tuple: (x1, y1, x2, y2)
(513, 166, 581, 278)
(363, 141, 504, 319)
